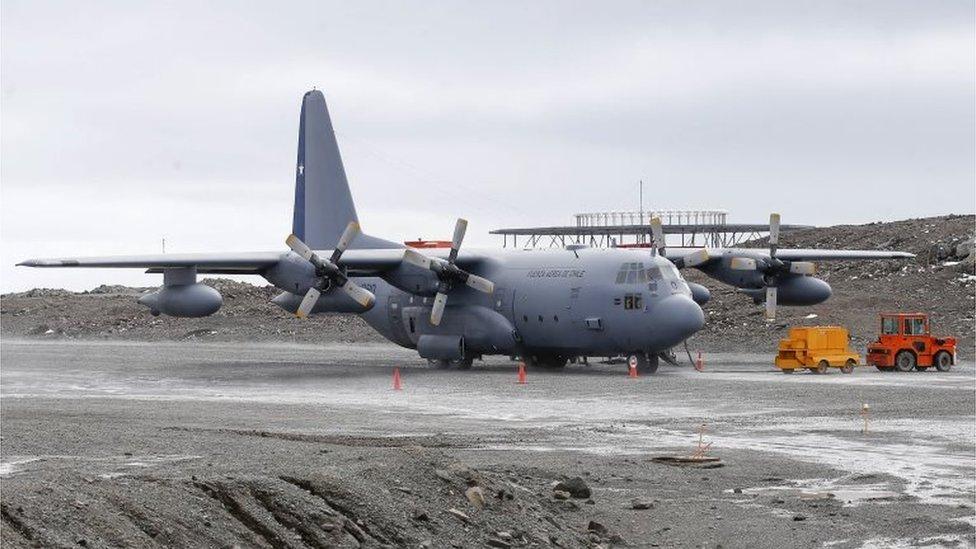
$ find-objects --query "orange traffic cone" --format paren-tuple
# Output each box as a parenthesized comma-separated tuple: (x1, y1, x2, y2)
(517, 362, 527, 384)
(393, 367, 402, 390)
(628, 356, 639, 378)
(695, 351, 704, 372)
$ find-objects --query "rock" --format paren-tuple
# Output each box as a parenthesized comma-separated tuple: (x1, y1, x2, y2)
(412, 509, 430, 522)
(496, 531, 513, 540)
(486, 538, 512, 549)
(793, 514, 807, 521)
(447, 508, 469, 523)
(956, 238, 974, 259)
(465, 486, 486, 508)
(631, 498, 653, 510)
(496, 488, 514, 500)
(553, 490, 571, 500)
(732, 488, 742, 494)
(434, 469, 453, 483)
(587, 520, 608, 535)
(553, 477, 591, 499)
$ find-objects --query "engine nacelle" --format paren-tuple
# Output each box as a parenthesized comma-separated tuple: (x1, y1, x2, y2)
(138, 283, 222, 318)
(271, 290, 373, 314)
(687, 282, 711, 306)
(742, 275, 832, 306)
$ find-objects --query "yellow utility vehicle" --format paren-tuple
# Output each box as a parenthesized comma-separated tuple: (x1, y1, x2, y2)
(775, 326, 861, 374)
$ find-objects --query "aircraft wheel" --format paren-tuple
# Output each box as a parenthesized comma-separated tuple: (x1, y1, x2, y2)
(934, 351, 952, 372)
(427, 359, 452, 369)
(841, 359, 856, 374)
(815, 360, 830, 375)
(450, 357, 474, 370)
(894, 351, 916, 372)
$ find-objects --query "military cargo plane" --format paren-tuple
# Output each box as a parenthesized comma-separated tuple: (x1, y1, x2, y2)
(19, 90, 914, 373)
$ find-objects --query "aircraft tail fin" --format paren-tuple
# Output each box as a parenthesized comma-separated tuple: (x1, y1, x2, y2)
(292, 90, 400, 249)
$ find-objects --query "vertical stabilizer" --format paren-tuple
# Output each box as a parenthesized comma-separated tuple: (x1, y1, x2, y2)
(292, 90, 398, 249)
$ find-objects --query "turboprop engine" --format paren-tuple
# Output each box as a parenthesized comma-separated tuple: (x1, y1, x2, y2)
(138, 267, 222, 317)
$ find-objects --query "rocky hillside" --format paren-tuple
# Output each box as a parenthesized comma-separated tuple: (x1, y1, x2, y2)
(687, 215, 974, 356)
(2, 215, 973, 357)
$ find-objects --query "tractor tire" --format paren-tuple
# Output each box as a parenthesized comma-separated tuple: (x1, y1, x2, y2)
(934, 351, 953, 372)
(875, 366, 894, 372)
(815, 360, 830, 375)
(894, 351, 916, 372)
(428, 359, 452, 369)
(841, 359, 856, 374)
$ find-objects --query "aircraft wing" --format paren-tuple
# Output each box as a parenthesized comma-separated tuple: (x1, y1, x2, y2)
(16, 248, 473, 275)
(665, 247, 914, 265)
(18, 252, 284, 273)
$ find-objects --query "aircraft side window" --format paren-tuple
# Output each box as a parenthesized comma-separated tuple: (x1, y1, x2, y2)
(646, 266, 662, 279)
(623, 293, 644, 310)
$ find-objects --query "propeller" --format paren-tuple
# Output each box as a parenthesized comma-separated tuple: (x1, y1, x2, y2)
(285, 222, 376, 318)
(650, 216, 710, 268)
(402, 218, 495, 326)
(729, 213, 816, 320)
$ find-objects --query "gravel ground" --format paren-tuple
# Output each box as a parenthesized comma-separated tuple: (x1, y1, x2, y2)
(1, 340, 973, 548)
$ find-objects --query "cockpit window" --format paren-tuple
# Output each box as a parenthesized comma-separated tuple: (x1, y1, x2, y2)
(616, 262, 648, 284)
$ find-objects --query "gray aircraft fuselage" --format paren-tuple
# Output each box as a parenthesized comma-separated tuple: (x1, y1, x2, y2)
(272, 246, 703, 360)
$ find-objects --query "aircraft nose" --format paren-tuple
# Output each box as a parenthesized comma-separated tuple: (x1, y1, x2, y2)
(652, 295, 705, 347)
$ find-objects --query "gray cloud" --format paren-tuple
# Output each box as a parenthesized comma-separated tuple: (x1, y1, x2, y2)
(2, 0, 973, 290)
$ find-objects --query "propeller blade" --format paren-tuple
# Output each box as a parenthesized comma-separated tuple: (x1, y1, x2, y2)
(430, 292, 449, 326)
(765, 286, 777, 320)
(768, 213, 781, 257)
(286, 234, 315, 262)
(650, 216, 666, 255)
(788, 261, 816, 275)
(341, 279, 375, 308)
(449, 218, 468, 262)
(295, 287, 321, 319)
(465, 274, 495, 294)
(730, 257, 759, 271)
(403, 248, 433, 270)
(683, 248, 711, 268)
(329, 221, 360, 264)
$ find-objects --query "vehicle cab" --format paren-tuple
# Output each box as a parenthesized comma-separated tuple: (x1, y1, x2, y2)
(866, 313, 956, 372)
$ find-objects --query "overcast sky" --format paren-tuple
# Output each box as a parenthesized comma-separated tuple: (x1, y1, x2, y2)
(2, 1, 973, 291)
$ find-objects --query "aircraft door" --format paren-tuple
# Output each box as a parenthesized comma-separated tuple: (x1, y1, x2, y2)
(386, 295, 414, 346)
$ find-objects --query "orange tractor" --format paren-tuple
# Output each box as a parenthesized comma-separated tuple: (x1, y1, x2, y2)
(866, 313, 956, 372)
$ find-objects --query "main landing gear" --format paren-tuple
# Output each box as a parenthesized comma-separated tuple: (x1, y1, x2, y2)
(427, 357, 474, 370)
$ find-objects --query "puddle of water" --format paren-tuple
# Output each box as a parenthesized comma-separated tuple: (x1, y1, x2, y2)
(0, 454, 201, 477)
(726, 478, 899, 506)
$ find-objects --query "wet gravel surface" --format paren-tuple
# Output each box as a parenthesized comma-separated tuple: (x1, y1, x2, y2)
(1, 340, 974, 548)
